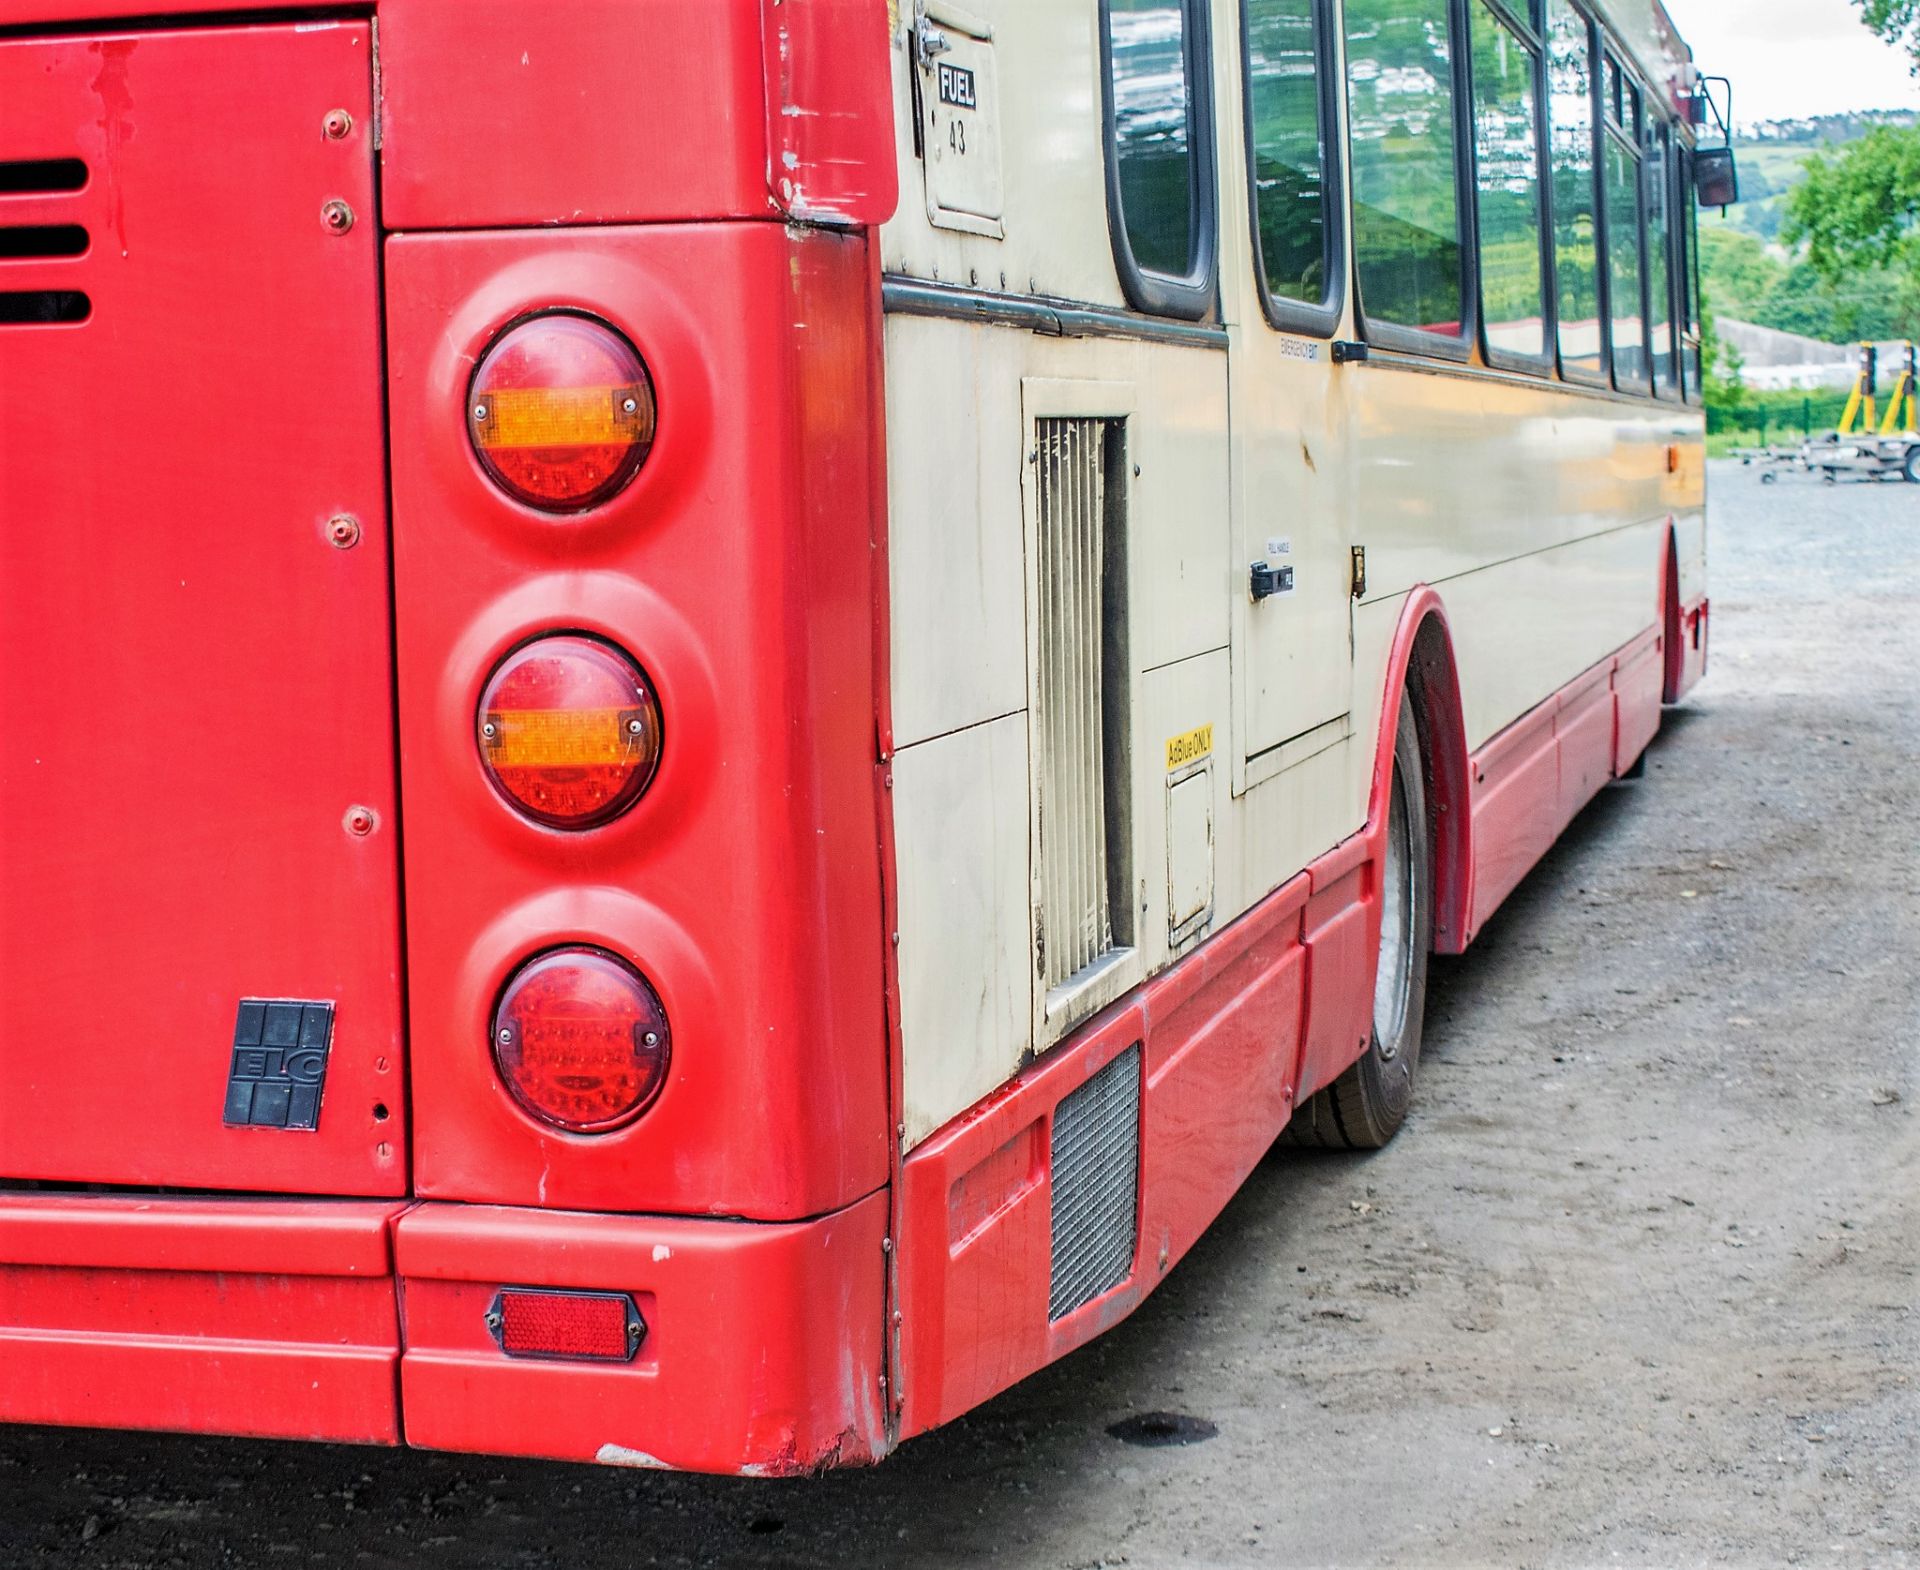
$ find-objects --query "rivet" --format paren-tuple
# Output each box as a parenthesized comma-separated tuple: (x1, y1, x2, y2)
(326, 514, 361, 550)
(643, 1031, 661, 1048)
(482, 722, 498, 740)
(343, 805, 376, 837)
(321, 199, 355, 234)
(322, 108, 354, 141)
(627, 719, 645, 735)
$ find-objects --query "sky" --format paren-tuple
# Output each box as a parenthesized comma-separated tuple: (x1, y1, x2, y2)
(1661, 0, 1920, 124)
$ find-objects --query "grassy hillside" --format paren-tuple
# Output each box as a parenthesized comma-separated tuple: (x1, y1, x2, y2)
(1722, 112, 1918, 245)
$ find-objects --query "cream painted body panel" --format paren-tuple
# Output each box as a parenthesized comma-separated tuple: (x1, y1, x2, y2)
(883, 0, 1707, 1150)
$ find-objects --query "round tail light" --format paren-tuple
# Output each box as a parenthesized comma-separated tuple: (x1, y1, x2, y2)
(479, 634, 662, 830)
(468, 313, 655, 512)
(492, 948, 670, 1133)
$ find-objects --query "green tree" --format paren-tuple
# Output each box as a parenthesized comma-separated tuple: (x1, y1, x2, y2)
(1855, 1, 1920, 58)
(1697, 226, 1786, 319)
(1782, 125, 1920, 287)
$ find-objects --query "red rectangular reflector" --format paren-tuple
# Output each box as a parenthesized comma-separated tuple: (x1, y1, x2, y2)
(489, 1288, 642, 1362)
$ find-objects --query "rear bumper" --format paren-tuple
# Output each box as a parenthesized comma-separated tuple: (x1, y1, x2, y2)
(0, 1190, 889, 1474)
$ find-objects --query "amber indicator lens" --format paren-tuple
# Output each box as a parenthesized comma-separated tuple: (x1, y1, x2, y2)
(479, 634, 662, 830)
(492, 948, 670, 1133)
(468, 313, 655, 512)
(490, 1287, 644, 1362)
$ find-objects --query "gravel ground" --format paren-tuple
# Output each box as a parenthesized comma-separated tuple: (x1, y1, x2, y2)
(4, 461, 1916, 1568)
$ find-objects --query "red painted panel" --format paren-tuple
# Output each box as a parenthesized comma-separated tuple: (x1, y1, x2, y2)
(0, 1196, 405, 1443)
(0, 0, 331, 18)
(1468, 621, 1670, 941)
(897, 877, 1309, 1438)
(1139, 900, 1305, 1273)
(384, 224, 888, 1220)
(761, 0, 901, 224)
(378, 0, 769, 230)
(1470, 698, 1561, 935)
(1614, 628, 1664, 775)
(0, 1196, 401, 1277)
(1295, 866, 1376, 1100)
(395, 1196, 889, 1473)
(1555, 665, 1617, 831)
(0, 23, 405, 1195)
(379, 0, 897, 231)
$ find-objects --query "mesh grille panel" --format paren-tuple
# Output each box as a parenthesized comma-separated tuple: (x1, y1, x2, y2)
(1035, 416, 1116, 990)
(1048, 1043, 1142, 1320)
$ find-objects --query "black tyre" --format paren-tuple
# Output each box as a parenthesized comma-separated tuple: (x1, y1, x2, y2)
(1287, 692, 1434, 1150)
(1903, 446, 1920, 484)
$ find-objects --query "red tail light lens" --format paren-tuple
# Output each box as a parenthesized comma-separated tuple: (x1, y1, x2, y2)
(468, 313, 655, 512)
(492, 948, 670, 1133)
(479, 635, 662, 830)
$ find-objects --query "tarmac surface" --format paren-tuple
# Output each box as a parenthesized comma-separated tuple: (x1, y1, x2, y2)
(4, 460, 1916, 1567)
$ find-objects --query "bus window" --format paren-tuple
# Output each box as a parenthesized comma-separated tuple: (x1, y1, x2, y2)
(1471, 0, 1549, 363)
(1546, 0, 1602, 380)
(1604, 74, 1647, 392)
(1345, 0, 1467, 346)
(1647, 121, 1677, 395)
(1103, 0, 1216, 318)
(1244, 0, 1338, 325)
(1682, 146, 1704, 399)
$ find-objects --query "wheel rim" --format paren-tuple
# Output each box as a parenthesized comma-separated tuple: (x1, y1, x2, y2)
(1373, 762, 1415, 1057)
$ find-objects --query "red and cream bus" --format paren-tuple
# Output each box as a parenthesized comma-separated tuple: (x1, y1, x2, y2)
(0, 0, 1714, 1475)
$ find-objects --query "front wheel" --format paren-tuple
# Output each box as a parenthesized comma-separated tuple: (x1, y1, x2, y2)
(1902, 446, 1920, 484)
(1287, 692, 1434, 1150)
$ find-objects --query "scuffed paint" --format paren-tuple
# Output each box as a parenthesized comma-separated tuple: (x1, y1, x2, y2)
(594, 1443, 673, 1470)
(760, 0, 900, 227)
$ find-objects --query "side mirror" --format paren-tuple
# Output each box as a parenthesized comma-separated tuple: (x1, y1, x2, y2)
(1694, 146, 1740, 209)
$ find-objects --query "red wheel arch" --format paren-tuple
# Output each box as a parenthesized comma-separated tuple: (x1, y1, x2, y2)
(1662, 528, 1686, 704)
(1370, 591, 1474, 957)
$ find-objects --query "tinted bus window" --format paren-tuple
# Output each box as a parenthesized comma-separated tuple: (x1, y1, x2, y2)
(1108, 0, 1200, 280)
(1647, 123, 1676, 393)
(1246, 0, 1334, 313)
(1605, 132, 1646, 390)
(1472, 2, 1548, 360)
(1546, 0, 1601, 378)
(1684, 152, 1704, 395)
(1346, 0, 1465, 338)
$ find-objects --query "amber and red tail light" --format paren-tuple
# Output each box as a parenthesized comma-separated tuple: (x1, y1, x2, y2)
(468, 312, 655, 512)
(478, 634, 663, 830)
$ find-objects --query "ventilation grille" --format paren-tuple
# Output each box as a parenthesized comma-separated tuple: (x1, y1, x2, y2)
(1049, 1043, 1142, 1320)
(0, 159, 91, 326)
(1034, 415, 1126, 992)
(0, 158, 87, 195)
